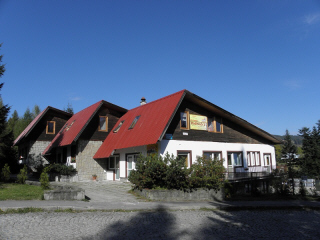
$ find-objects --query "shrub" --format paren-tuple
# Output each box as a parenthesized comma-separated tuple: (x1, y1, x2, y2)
(17, 165, 28, 184)
(49, 164, 77, 176)
(129, 153, 226, 191)
(1, 163, 11, 182)
(129, 154, 167, 190)
(40, 166, 50, 189)
(189, 156, 225, 191)
(163, 153, 189, 190)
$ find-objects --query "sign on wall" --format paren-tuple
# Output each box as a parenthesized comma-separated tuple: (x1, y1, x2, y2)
(147, 144, 158, 156)
(190, 114, 208, 130)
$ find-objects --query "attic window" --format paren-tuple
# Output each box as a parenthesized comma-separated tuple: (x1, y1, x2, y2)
(99, 116, 108, 132)
(129, 116, 140, 129)
(180, 111, 189, 130)
(46, 121, 56, 134)
(208, 117, 223, 133)
(113, 120, 124, 133)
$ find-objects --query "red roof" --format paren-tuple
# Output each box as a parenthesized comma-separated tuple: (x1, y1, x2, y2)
(43, 100, 127, 155)
(94, 90, 186, 159)
(13, 107, 71, 146)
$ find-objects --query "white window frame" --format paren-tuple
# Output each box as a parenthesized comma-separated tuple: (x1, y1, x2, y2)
(227, 152, 243, 167)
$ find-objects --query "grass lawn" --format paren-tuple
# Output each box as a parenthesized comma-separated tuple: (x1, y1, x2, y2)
(0, 183, 44, 200)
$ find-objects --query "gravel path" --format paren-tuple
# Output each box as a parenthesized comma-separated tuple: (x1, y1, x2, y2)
(1, 209, 320, 239)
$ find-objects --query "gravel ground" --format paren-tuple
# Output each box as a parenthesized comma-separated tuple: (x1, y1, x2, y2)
(1, 209, 320, 240)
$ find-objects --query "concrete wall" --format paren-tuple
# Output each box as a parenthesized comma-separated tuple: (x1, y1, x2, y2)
(76, 140, 107, 181)
(136, 188, 225, 201)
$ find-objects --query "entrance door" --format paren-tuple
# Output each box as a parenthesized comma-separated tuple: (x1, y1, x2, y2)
(127, 154, 138, 177)
(108, 156, 120, 181)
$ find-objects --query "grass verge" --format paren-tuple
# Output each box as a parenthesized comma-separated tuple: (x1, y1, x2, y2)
(0, 183, 44, 200)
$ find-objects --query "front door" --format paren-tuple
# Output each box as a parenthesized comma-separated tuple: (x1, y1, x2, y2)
(127, 154, 138, 177)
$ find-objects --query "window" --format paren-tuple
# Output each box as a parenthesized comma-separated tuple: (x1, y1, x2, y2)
(208, 117, 223, 133)
(127, 154, 139, 177)
(108, 155, 120, 169)
(99, 116, 108, 131)
(247, 151, 261, 167)
(203, 152, 222, 161)
(129, 116, 140, 129)
(46, 121, 56, 134)
(264, 154, 271, 166)
(113, 120, 124, 133)
(177, 151, 192, 168)
(227, 152, 243, 167)
(180, 111, 189, 129)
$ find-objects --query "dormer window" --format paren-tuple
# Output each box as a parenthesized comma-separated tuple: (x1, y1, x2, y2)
(46, 121, 56, 134)
(99, 116, 108, 132)
(113, 120, 124, 133)
(129, 116, 140, 129)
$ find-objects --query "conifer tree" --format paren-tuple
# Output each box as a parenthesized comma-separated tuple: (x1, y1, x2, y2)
(299, 121, 320, 177)
(0, 44, 18, 171)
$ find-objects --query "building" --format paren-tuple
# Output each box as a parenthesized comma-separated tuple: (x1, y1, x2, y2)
(94, 90, 281, 181)
(42, 100, 127, 181)
(13, 106, 72, 169)
(14, 89, 280, 181)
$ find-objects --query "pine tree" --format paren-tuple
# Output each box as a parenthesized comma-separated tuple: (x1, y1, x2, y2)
(32, 105, 41, 119)
(299, 121, 320, 177)
(281, 130, 297, 194)
(64, 102, 74, 115)
(0, 44, 18, 171)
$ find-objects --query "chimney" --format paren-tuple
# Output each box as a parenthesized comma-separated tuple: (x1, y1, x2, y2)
(140, 97, 147, 105)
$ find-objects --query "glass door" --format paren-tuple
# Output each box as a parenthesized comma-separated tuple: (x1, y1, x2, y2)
(127, 155, 137, 177)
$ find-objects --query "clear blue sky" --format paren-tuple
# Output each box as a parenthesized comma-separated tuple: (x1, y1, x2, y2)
(1, 0, 320, 135)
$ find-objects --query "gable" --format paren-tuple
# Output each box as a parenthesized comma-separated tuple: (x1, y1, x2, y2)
(165, 98, 276, 145)
(13, 107, 72, 146)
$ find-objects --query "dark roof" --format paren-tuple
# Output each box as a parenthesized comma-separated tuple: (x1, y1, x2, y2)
(13, 106, 72, 146)
(43, 100, 127, 155)
(94, 90, 281, 159)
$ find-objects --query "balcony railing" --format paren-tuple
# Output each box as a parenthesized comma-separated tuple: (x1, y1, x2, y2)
(225, 172, 271, 181)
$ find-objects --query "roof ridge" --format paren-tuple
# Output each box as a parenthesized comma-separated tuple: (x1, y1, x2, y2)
(128, 89, 186, 111)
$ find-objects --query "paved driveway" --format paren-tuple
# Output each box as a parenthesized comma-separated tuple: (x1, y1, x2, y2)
(52, 180, 139, 203)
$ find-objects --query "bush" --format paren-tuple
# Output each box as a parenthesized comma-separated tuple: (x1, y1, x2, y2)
(189, 156, 225, 191)
(1, 163, 11, 182)
(163, 153, 189, 190)
(40, 166, 50, 189)
(128, 154, 167, 190)
(49, 164, 77, 176)
(17, 165, 28, 184)
(129, 153, 226, 191)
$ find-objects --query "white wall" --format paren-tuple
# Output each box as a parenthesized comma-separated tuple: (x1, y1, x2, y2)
(115, 146, 147, 179)
(160, 140, 276, 172)
(109, 140, 276, 179)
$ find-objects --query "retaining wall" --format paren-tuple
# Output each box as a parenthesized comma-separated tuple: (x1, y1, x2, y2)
(135, 188, 224, 201)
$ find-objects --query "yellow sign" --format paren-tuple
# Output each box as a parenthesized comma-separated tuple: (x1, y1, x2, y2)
(190, 114, 207, 130)
(147, 144, 158, 156)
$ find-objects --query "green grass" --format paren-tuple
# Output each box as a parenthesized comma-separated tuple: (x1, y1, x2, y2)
(0, 183, 44, 200)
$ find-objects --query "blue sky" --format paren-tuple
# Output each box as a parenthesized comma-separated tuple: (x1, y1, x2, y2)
(1, 0, 319, 135)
